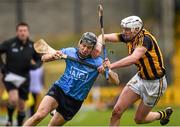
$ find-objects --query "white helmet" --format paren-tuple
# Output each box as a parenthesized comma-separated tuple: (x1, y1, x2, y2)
(121, 16, 143, 32)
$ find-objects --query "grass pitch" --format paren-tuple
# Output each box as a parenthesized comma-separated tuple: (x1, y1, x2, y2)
(38, 106, 179, 126)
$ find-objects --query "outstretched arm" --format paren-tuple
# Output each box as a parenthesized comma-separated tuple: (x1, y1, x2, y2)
(41, 50, 63, 62)
(91, 33, 120, 58)
(110, 46, 147, 69)
(98, 33, 120, 43)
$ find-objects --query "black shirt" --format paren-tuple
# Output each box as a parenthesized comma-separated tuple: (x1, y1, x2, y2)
(0, 37, 41, 78)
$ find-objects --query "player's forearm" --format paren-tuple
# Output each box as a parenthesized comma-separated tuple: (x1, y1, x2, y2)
(110, 55, 137, 69)
(108, 69, 120, 85)
(41, 54, 55, 62)
(98, 33, 120, 43)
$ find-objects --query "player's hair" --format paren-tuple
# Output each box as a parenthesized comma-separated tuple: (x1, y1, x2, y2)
(16, 22, 29, 31)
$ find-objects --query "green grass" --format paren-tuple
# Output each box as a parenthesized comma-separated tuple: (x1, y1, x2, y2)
(38, 106, 180, 126)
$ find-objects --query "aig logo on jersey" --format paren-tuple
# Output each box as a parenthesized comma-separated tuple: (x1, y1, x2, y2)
(70, 66, 88, 81)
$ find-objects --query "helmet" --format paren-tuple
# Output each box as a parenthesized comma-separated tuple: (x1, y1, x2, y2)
(121, 16, 143, 33)
(80, 32, 97, 47)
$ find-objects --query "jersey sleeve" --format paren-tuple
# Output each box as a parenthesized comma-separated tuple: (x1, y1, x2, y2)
(116, 33, 127, 43)
(142, 35, 153, 50)
(60, 48, 75, 63)
(60, 48, 67, 54)
(93, 56, 103, 68)
(60, 47, 76, 55)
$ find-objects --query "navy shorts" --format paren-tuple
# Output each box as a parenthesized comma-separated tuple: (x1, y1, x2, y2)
(3, 79, 30, 100)
(46, 85, 83, 121)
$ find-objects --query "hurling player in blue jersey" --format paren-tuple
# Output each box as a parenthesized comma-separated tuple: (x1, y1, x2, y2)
(23, 32, 109, 126)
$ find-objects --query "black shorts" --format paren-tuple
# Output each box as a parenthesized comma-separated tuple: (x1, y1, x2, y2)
(3, 79, 30, 100)
(47, 85, 83, 121)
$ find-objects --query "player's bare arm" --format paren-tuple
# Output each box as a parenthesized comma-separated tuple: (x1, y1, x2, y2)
(110, 46, 147, 69)
(91, 42, 102, 58)
(108, 69, 120, 85)
(98, 33, 120, 43)
(92, 33, 120, 58)
(41, 50, 62, 62)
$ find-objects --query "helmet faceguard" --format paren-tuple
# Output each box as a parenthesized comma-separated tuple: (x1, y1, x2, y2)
(120, 16, 143, 41)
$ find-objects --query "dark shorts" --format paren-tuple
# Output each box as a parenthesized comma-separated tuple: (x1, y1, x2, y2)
(46, 85, 83, 121)
(3, 79, 30, 100)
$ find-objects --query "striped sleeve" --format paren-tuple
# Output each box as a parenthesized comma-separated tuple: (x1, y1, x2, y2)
(116, 33, 127, 43)
(142, 36, 153, 50)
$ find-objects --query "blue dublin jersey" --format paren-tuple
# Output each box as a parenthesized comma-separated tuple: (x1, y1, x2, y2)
(54, 47, 103, 101)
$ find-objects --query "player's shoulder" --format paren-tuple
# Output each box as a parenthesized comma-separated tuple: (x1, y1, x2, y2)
(117, 33, 127, 43)
(95, 56, 103, 61)
(64, 47, 76, 51)
(60, 47, 77, 55)
(61, 47, 76, 52)
(143, 35, 154, 44)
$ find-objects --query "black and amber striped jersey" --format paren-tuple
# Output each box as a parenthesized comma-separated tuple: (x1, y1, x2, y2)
(116, 29, 165, 80)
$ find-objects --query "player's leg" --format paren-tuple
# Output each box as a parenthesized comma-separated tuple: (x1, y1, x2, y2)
(23, 95, 58, 126)
(134, 101, 173, 125)
(157, 77, 173, 125)
(158, 107, 173, 125)
(110, 74, 141, 126)
(48, 85, 83, 126)
(134, 76, 172, 125)
(48, 111, 66, 126)
(109, 85, 140, 126)
(134, 101, 159, 124)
